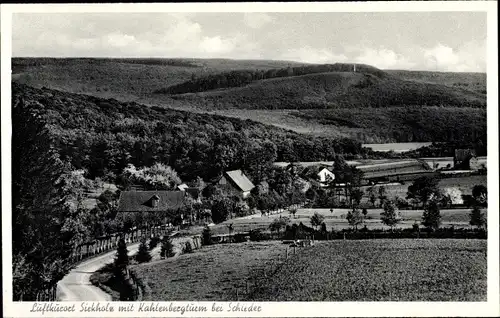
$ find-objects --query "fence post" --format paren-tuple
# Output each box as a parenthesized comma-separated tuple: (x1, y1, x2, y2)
(236, 287, 239, 301)
(246, 280, 249, 294)
(286, 248, 288, 259)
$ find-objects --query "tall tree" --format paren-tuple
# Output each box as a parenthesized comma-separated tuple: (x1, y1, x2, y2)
(407, 176, 441, 208)
(160, 235, 175, 258)
(135, 237, 152, 263)
(378, 186, 387, 207)
(368, 186, 377, 207)
(422, 200, 441, 231)
(469, 205, 486, 229)
(310, 212, 325, 230)
(381, 200, 400, 231)
(114, 237, 129, 270)
(346, 208, 363, 230)
(12, 96, 89, 300)
(472, 185, 487, 206)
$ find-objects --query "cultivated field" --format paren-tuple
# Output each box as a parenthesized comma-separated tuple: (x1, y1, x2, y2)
(363, 175, 487, 199)
(133, 241, 288, 301)
(248, 239, 487, 301)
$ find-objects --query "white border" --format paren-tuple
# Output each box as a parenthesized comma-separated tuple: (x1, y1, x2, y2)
(2, 2, 499, 317)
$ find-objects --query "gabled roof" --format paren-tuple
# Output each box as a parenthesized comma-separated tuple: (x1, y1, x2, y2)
(225, 170, 255, 192)
(177, 183, 189, 191)
(356, 160, 432, 179)
(318, 167, 334, 174)
(117, 191, 185, 212)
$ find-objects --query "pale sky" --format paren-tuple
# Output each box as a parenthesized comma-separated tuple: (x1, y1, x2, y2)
(12, 12, 487, 72)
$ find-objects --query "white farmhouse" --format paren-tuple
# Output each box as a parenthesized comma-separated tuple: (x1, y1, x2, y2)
(317, 167, 335, 185)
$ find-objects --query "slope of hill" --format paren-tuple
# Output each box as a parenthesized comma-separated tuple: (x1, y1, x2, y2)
(386, 70, 486, 95)
(12, 83, 365, 183)
(170, 71, 485, 110)
(12, 58, 306, 99)
(293, 106, 486, 149)
(155, 63, 388, 95)
(11, 58, 487, 145)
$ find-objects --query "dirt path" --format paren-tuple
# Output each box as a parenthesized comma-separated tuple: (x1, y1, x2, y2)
(57, 243, 140, 301)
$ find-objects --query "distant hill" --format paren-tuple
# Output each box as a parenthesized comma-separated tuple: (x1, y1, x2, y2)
(11, 58, 487, 145)
(170, 71, 485, 110)
(386, 70, 486, 95)
(12, 57, 306, 98)
(155, 63, 387, 95)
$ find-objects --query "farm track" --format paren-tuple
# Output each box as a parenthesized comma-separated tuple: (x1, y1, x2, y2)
(57, 243, 140, 301)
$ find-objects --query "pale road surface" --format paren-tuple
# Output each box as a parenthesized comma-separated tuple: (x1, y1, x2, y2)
(57, 243, 140, 301)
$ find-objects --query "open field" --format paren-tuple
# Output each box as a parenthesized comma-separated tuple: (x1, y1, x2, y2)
(133, 241, 288, 300)
(248, 239, 487, 301)
(206, 206, 487, 236)
(132, 239, 486, 301)
(362, 175, 487, 200)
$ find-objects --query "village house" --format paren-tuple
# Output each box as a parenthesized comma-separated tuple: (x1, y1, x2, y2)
(317, 167, 335, 185)
(117, 190, 188, 226)
(454, 149, 478, 170)
(177, 183, 202, 203)
(217, 169, 255, 198)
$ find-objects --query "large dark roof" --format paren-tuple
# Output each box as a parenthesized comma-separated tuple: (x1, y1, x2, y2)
(225, 170, 255, 192)
(117, 191, 185, 212)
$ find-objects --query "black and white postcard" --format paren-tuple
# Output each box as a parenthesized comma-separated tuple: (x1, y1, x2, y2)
(1, 2, 499, 317)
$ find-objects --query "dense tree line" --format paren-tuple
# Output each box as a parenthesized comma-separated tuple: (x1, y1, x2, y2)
(297, 107, 487, 150)
(156, 63, 387, 95)
(13, 83, 366, 184)
(12, 95, 89, 300)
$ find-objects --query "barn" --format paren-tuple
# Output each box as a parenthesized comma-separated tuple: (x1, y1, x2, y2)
(116, 190, 188, 227)
(356, 160, 437, 183)
(217, 170, 255, 198)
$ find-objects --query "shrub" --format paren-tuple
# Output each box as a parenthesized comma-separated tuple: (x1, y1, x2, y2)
(135, 238, 152, 263)
(183, 241, 194, 254)
(202, 225, 212, 246)
(149, 236, 160, 250)
(160, 235, 175, 258)
(249, 229, 270, 242)
(233, 233, 248, 243)
(469, 205, 486, 229)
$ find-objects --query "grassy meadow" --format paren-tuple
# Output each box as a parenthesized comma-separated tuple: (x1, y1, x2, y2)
(130, 239, 486, 301)
(133, 241, 288, 301)
(247, 239, 487, 301)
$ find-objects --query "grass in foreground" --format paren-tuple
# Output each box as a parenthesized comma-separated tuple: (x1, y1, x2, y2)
(248, 239, 486, 301)
(133, 241, 288, 301)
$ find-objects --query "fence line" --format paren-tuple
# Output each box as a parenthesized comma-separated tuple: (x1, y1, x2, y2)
(36, 225, 186, 301)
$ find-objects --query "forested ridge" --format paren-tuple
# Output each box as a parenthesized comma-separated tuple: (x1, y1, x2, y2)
(294, 107, 487, 153)
(164, 71, 486, 110)
(12, 83, 368, 183)
(155, 63, 387, 95)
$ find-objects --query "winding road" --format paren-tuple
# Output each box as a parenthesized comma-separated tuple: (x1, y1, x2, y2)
(57, 243, 140, 301)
